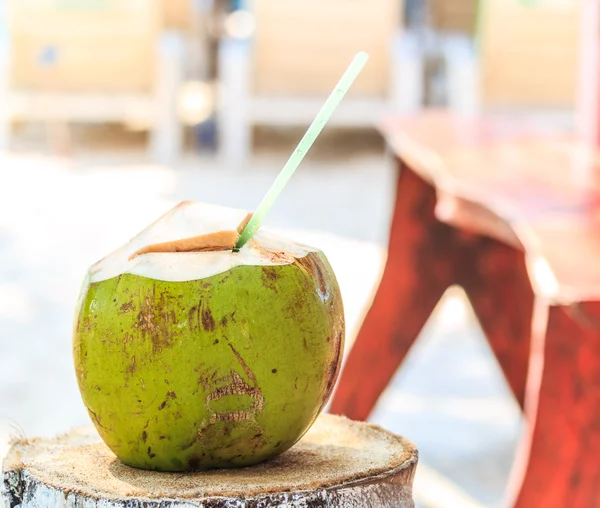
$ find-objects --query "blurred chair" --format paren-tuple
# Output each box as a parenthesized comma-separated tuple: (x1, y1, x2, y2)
(429, 0, 477, 35)
(163, 0, 212, 83)
(0, 0, 190, 162)
(217, 0, 423, 162)
(443, 0, 580, 116)
(478, 0, 580, 111)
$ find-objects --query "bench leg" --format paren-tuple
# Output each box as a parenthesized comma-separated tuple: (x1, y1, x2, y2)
(329, 163, 456, 420)
(508, 302, 600, 507)
(0, 39, 10, 152)
(150, 32, 185, 164)
(45, 121, 72, 156)
(217, 38, 251, 165)
(0, 115, 10, 152)
(459, 239, 533, 408)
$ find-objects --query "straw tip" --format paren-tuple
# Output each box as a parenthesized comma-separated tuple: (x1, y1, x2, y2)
(356, 51, 370, 63)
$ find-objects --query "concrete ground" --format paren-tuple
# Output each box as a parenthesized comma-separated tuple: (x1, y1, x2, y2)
(0, 130, 521, 507)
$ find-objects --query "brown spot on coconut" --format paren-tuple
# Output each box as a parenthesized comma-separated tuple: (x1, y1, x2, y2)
(118, 301, 135, 314)
(201, 304, 216, 332)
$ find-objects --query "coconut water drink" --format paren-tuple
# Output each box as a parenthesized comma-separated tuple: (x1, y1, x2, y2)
(73, 201, 344, 471)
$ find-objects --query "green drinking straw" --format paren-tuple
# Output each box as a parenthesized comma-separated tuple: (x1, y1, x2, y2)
(235, 51, 369, 250)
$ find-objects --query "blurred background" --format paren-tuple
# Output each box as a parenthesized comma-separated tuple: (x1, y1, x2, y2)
(0, 0, 582, 506)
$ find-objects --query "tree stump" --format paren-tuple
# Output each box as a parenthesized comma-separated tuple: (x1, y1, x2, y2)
(2, 414, 417, 507)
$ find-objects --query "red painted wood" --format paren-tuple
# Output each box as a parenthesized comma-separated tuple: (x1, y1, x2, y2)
(330, 162, 531, 419)
(458, 238, 533, 408)
(329, 162, 454, 420)
(336, 112, 600, 503)
(381, 112, 600, 302)
(576, 0, 600, 148)
(509, 302, 600, 508)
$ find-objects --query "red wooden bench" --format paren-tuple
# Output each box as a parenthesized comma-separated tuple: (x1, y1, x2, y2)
(330, 111, 600, 507)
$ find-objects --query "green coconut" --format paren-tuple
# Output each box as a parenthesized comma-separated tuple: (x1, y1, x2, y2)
(73, 201, 344, 472)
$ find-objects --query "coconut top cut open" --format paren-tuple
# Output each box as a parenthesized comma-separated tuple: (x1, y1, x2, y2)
(89, 201, 315, 283)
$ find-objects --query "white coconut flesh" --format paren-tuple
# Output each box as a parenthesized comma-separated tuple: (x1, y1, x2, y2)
(88, 201, 316, 284)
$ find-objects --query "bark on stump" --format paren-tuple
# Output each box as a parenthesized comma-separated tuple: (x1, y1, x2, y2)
(2, 414, 418, 507)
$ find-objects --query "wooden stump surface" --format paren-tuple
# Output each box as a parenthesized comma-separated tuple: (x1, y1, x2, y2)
(2, 414, 417, 507)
